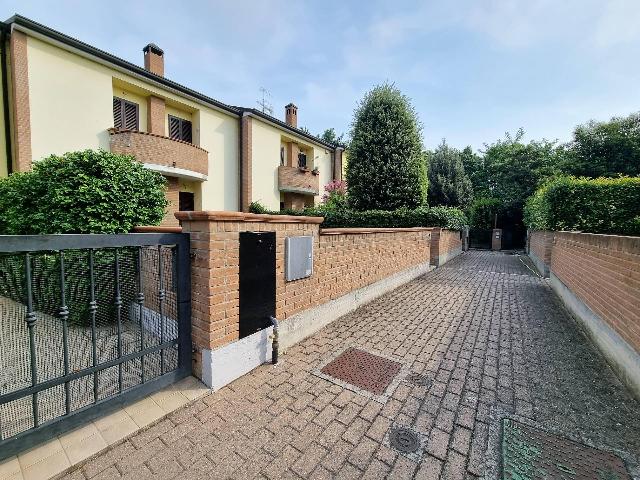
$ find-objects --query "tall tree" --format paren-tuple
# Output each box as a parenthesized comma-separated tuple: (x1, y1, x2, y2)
(427, 141, 473, 208)
(319, 128, 346, 146)
(347, 83, 426, 210)
(563, 112, 640, 177)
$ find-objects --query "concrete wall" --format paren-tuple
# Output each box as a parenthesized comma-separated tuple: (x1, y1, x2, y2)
(530, 230, 640, 398)
(176, 211, 433, 389)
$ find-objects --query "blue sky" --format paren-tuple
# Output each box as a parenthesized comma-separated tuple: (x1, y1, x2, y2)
(5, 0, 640, 150)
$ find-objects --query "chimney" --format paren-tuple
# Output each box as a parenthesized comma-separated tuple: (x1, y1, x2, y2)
(285, 103, 298, 128)
(143, 43, 164, 76)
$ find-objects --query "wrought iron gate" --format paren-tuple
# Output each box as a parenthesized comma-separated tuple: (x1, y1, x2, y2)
(0, 233, 191, 459)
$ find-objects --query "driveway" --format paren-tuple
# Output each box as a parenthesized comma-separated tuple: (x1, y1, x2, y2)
(64, 251, 640, 479)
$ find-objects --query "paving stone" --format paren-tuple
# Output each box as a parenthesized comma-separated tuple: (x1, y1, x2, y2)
(64, 252, 640, 480)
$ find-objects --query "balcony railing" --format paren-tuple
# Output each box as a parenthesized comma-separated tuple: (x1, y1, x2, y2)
(278, 165, 320, 196)
(108, 128, 208, 181)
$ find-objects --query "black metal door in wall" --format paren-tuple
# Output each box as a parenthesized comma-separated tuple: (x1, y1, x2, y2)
(239, 231, 276, 339)
(0, 233, 191, 460)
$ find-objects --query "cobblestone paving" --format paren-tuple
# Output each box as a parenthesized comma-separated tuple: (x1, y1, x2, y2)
(64, 251, 640, 480)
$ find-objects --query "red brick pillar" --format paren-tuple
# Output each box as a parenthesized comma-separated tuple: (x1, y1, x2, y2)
(492, 229, 502, 251)
(429, 227, 441, 267)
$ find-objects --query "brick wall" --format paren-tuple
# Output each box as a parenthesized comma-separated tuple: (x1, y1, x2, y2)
(161, 177, 180, 227)
(529, 230, 554, 276)
(429, 228, 462, 267)
(10, 30, 32, 171)
(176, 212, 432, 374)
(108, 128, 208, 176)
(550, 232, 640, 355)
(278, 165, 320, 196)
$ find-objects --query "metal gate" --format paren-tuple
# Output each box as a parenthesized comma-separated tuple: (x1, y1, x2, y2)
(469, 228, 492, 249)
(0, 233, 191, 459)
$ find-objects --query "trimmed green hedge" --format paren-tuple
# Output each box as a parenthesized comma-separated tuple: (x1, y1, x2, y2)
(524, 176, 640, 236)
(248, 203, 468, 230)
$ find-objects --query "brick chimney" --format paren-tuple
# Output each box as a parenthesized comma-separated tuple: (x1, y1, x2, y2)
(143, 43, 164, 76)
(285, 103, 298, 128)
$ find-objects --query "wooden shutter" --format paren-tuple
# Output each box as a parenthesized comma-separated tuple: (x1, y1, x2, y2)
(182, 120, 192, 143)
(169, 116, 181, 139)
(168, 115, 193, 143)
(113, 97, 123, 128)
(113, 97, 139, 130)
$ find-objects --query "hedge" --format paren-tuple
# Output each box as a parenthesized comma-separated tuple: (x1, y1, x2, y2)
(248, 203, 468, 230)
(524, 176, 640, 236)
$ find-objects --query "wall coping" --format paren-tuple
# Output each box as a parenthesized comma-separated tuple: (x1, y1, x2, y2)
(132, 225, 183, 233)
(108, 127, 209, 153)
(554, 231, 640, 253)
(175, 211, 325, 224)
(320, 227, 433, 236)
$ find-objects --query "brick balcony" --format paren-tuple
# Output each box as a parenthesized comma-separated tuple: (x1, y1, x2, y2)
(278, 165, 320, 195)
(108, 128, 208, 180)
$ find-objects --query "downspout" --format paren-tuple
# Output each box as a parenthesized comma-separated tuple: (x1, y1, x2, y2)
(0, 22, 12, 174)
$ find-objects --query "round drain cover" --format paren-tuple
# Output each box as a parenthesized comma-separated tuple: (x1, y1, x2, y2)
(389, 427, 420, 453)
(406, 373, 431, 387)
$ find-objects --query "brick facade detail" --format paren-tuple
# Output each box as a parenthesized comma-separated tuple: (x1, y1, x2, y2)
(550, 232, 640, 355)
(161, 177, 180, 227)
(147, 95, 166, 135)
(529, 230, 554, 276)
(240, 115, 252, 211)
(10, 30, 32, 171)
(278, 165, 320, 195)
(108, 128, 208, 176)
(176, 211, 433, 371)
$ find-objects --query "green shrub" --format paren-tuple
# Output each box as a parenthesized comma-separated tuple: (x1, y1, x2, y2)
(468, 197, 502, 229)
(524, 176, 640, 235)
(247, 202, 467, 230)
(0, 150, 168, 234)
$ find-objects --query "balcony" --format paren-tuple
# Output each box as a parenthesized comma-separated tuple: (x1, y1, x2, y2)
(108, 128, 208, 181)
(278, 165, 320, 196)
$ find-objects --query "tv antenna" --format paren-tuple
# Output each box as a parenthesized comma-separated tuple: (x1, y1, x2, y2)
(257, 87, 273, 115)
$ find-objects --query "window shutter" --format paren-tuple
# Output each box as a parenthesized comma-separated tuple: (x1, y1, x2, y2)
(169, 116, 181, 140)
(124, 102, 139, 130)
(182, 120, 192, 143)
(169, 115, 193, 143)
(113, 97, 123, 128)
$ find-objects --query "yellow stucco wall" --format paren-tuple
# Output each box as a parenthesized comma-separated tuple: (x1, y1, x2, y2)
(28, 36, 113, 161)
(313, 145, 332, 204)
(251, 119, 282, 210)
(24, 34, 239, 211)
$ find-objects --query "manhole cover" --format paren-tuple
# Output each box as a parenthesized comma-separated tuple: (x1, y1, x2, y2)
(405, 372, 431, 387)
(320, 348, 402, 395)
(502, 419, 631, 480)
(389, 427, 420, 453)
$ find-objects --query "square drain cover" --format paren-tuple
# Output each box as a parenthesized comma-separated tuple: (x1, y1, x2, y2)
(320, 348, 402, 395)
(502, 419, 631, 480)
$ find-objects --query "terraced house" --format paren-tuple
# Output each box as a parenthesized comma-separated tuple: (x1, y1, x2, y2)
(0, 15, 345, 225)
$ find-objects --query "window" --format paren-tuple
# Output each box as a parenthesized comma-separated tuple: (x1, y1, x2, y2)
(298, 152, 307, 169)
(280, 146, 285, 166)
(179, 192, 195, 211)
(113, 97, 139, 130)
(169, 115, 193, 143)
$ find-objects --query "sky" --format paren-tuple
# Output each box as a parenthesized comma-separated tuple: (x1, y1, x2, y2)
(4, 0, 640, 151)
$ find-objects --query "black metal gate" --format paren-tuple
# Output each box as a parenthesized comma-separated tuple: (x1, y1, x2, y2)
(0, 233, 191, 460)
(469, 228, 492, 249)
